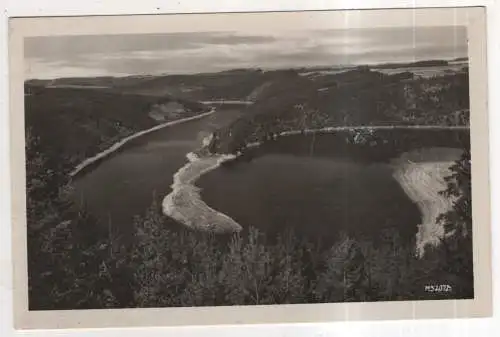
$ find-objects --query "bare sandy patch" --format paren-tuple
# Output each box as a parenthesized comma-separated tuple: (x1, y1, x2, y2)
(162, 151, 242, 233)
(392, 147, 463, 256)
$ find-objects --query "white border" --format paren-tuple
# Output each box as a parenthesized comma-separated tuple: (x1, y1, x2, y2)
(1, 1, 499, 336)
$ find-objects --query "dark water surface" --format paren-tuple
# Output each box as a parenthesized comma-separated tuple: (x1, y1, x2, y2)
(72, 107, 242, 236)
(198, 154, 420, 243)
(73, 111, 469, 244)
(198, 129, 469, 244)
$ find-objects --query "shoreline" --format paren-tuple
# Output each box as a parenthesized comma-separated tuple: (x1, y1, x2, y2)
(231, 124, 469, 153)
(161, 150, 242, 233)
(278, 124, 469, 136)
(69, 108, 215, 177)
(72, 113, 467, 254)
(163, 125, 467, 256)
(392, 148, 462, 257)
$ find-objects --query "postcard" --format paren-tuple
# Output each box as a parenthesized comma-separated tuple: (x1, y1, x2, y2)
(9, 6, 491, 329)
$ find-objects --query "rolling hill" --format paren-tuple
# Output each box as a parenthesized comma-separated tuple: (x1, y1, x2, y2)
(209, 67, 470, 153)
(25, 84, 210, 173)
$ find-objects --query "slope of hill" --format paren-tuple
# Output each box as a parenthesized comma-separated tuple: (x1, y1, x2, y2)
(210, 68, 470, 154)
(27, 69, 310, 102)
(117, 69, 306, 102)
(371, 59, 450, 69)
(25, 85, 210, 174)
(25, 64, 469, 167)
(24, 69, 298, 177)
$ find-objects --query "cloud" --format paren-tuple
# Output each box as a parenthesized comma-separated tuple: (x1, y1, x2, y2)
(24, 32, 276, 62)
(24, 26, 468, 79)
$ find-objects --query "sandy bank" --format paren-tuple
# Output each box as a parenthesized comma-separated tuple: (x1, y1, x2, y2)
(162, 124, 467, 244)
(162, 151, 242, 233)
(278, 125, 468, 137)
(70, 109, 215, 177)
(392, 148, 462, 257)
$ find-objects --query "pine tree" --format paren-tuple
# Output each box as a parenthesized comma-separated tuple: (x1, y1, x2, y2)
(26, 129, 120, 309)
(435, 148, 473, 298)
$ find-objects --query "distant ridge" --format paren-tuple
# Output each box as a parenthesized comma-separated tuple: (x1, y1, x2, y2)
(25, 57, 468, 83)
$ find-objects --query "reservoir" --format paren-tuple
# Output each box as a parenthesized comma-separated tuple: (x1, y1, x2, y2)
(72, 109, 469, 246)
(197, 130, 468, 245)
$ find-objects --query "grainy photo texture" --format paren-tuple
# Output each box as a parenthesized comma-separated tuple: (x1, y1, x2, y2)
(10, 7, 492, 328)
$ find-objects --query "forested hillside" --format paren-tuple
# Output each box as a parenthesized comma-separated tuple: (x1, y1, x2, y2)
(26, 134, 473, 309)
(25, 85, 209, 173)
(28, 69, 295, 102)
(210, 68, 469, 153)
(24, 63, 473, 309)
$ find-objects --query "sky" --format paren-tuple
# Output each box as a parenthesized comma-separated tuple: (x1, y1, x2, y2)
(24, 26, 468, 80)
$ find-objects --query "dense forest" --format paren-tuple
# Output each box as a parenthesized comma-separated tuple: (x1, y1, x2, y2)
(211, 68, 469, 153)
(24, 85, 209, 174)
(26, 130, 473, 309)
(24, 64, 473, 309)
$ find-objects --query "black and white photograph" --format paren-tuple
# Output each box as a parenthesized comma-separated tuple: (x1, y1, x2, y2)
(9, 6, 492, 328)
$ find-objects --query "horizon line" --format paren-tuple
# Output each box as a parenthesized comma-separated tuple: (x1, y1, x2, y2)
(24, 56, 469, 82)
